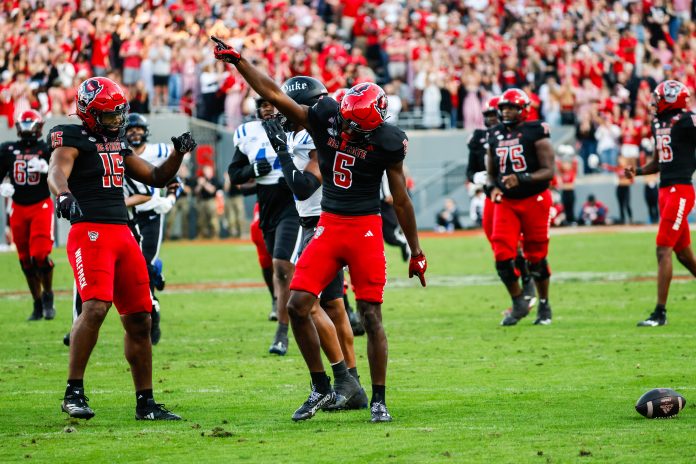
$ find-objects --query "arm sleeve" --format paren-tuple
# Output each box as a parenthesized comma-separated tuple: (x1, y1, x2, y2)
(228, 146, 254, 184)
(277, 150, 321, 201)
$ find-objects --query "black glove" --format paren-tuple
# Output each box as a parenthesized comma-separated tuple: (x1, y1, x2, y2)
(171, 132, 197, 154)
(55, 191, 83, 220)
(211, 36, 241, 64)
(252, 160, 273, 177)
(262, 118, 288, 153)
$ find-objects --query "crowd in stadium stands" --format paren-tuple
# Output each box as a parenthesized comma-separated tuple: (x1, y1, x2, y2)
(1, 0, 695, 235)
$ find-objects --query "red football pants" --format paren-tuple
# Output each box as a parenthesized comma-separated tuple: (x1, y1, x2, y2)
(491, 190, 551, 263)
(656, 184, 695, 252)
(9, 198, 54, 265)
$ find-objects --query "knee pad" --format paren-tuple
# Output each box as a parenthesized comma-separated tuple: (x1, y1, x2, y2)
(528, 258, 551, 282)
(32, 256, 54, 275)
(20, 259, 36, 277)
(495, 259, 519, 286)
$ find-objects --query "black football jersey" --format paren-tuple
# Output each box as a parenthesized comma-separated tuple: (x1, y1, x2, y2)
(0, 139, 51, 205)
(307, 97, 406, 216)
(48, 124, 131, 224)
(467, 128, 488, 182)
(487, 121, 551, 199)
(651, 110, 696, 187)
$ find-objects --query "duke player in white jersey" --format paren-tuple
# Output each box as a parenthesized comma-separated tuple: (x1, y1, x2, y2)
(228, 98, 302, 356)
(260, 76, 367, 409)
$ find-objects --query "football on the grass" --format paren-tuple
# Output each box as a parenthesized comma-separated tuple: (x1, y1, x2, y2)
(635, 388, 686, 418)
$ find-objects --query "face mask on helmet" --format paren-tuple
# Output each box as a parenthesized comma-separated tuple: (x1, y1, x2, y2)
(126, 126, 147, 147)
(17, 120, 42, 141)
(97, 107, 128, 137)
(336, 113, 373, 145)
(499, 104, 524, 127)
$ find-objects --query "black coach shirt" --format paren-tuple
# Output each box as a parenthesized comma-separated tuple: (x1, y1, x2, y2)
(307, 97, 406, 216)
(0, 139, 51, 205)
(488, 121, 551, 199)
(48, 124, 130, 225)
(652, 110, 696, 188)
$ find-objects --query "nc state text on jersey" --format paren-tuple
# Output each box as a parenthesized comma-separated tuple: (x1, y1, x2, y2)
(95, 142, 123, 152)
(326, 137, 367, 159)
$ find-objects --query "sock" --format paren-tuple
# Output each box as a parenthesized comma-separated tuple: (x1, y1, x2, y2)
(331, 360, 348, 379)
(371, 385, 386, 405)
(276, 323, 289, 339)
(348, 367, 359, 382)
(655, 304, 666, 314)
(66, 379, 84, 396)
(310, 372, 331, 394)
(136, 389, 154, 408)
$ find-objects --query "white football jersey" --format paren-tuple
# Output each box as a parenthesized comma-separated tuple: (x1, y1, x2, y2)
(124, 142, 171, 213)
(286, 129, 320, 218)
(233, 120, 283, 185)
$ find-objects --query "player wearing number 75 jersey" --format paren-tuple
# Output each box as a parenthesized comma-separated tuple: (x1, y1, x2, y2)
(0, 109, 56, 322)
(625, 80, 696, 328)
(47, 77, 195, 422)
(486, 88, 555, 327)
(213, 36, 426, 423)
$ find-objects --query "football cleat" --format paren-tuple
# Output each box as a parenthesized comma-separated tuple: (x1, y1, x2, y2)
(344, 387, 369, 410)
(500, 299, 530, 326)
(269, 336, 288, 356)
(153, 258, 166, 291)
(63, 332, 70, 347)
(323, 374, 361, 411)
(348, 310, 365, 336)
(28, 299, 43, 321)
(637, 310, 666, 327)
(533, 301, 552, 325)
(370, 402, 393, 422)
(62, 390, 95, 420)
(135, 399, 181, 420)
(150, 303, 161, 345)
(522, 279, 537, 310)
(292, 386, 336, 421)
(42, 291, 56, 320)
(268, 299, 278, 321)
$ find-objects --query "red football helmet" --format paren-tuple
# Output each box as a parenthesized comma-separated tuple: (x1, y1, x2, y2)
(75, 77, 129, 137)
(332, 88, 349, 104)
(498, 88, 530, 126)
(15, 109, 44, 141)
(652, 80, 690, 115)
(483, 96, 500, 114)
(339, 83, 388, 141)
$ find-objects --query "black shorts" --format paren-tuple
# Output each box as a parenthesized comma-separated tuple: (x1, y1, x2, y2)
(262, 212, 301, 262)
(153, 74, 169, 86)
(296, 220, 344, 302)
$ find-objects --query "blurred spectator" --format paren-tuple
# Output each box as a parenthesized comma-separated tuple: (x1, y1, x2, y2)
(615, 156, 634, 225)
(129, 80, 150, 114)
(149, 36, 172, 110)
(384, 82, 402, 125)
(556, 145, 578, 225)
(549, 189, 567, 228)
(575, 113, 598, 174)
(595, 116, 621, 171)
(469, 190, 485, 228)
(194, 165, 222, 239)
(436, 198, 462, 232)
(644, 173, 660, 225)
(223, 172, 246, 239)
(119, 34, 144, 94)
(581, 195, 609, 226)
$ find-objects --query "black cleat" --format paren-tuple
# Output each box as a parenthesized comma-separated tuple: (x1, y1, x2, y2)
(135, 399, 181, 420)
(323, 374, 361, 411)
(28, 299, 43, 321)
(150, 304, 161, 345)
(348, 310, 365, 336)
(42, 291, 56, 320)
(400, 243, 410, 262)
(269, 331, 288, 355)
(370, 402, 392, 422)
(63, 333, 70, 347)
(637, 310, 666, 327)
(522, 279, 537, 311)
(62, 390, 95, 420)
(292, 386, 336, 421)
(533, 301, 552, 325)
(344, 387, 368, 410)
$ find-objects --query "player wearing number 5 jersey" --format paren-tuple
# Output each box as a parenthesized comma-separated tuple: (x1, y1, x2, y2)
(228, 97, 301, 356)
(213, 36, 427, 423)
(625, 80, 696, 327)
(0, 110, 56, 321)
(48, 77, 195, 421)
(487, 88, 555, 326)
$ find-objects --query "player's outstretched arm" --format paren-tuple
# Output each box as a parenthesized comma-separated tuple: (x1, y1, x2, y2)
(627, 148, 659, 179)
(125, 132, 196, 187)
(212, 36, 310, 130)
(387, 162, 427, 287)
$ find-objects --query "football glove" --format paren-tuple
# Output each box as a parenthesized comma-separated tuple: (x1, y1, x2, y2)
(262, 118, 288, 154)
(211, 36, 241, 64)
(252, 160, 273, 178)
(153, 196, 175, 215)
(171, 132, 197, 154)
(27, 157, 49, 174)
(472, 171, 488, 187)
(0, 182, 14, 198)
(55, 191, 83, 220)
(408, 252, 427, 287)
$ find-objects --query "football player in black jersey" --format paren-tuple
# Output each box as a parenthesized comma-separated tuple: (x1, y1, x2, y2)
(47, 77, 196, 421)
(625, 80, 696, 327)
(0, 109, 56, 321)
(468, 97, 537, 314)
(213, 36, 427, 423)
(486, 88, 555, 326)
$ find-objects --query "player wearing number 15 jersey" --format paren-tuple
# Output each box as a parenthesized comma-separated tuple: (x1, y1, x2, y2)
(213, 36, 427, 423)
(47, 76, 195, 421)
(0, 110, 55, 321)
(487, 88, 555, 327)
(626, 80, 696, 327)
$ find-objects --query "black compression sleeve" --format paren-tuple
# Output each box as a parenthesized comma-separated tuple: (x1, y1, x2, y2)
(228, 147, 254, 184)
(277, 150, 321, 201)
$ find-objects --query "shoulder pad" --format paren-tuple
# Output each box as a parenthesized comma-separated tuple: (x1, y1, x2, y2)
(524, 121, 550, 140)
(47, 124, 89, 150)
(372, 123, 408, 154)
(308, 97, 340, 130)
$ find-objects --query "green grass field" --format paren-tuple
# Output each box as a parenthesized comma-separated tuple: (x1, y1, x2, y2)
(1, 229, 696, 463)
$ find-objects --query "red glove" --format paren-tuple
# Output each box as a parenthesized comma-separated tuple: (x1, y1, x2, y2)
(409, 252, 427, 287)
(211, 36, 241, 64)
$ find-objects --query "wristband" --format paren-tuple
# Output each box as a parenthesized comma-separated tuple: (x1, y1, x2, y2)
(635, 167, 643, 176)
(516, 172, 532, 183)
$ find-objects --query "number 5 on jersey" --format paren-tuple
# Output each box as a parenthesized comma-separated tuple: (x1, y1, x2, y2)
(496, 144, 527, 173)
(333, 152, 355, 189)
(99, 152, 124, 187)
